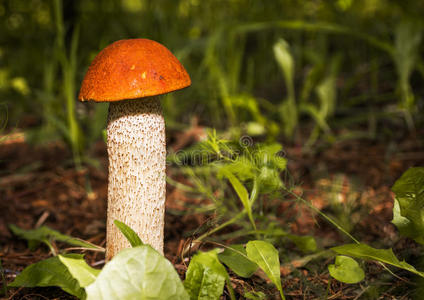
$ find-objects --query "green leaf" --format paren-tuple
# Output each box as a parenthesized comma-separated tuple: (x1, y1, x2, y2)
(246, 122, 266, 136)
(113, 220, 143, 247)
(86, 246, 188, 300)
(184, 250, 228, 300)
(336, 0, 353, 10)
(266, 144, 287, 171)
(218, 245, 258, 278)
(246, 241, 285, 300)
(273, 39, 298, 138)
(392, 198, 422, 243)
(393, 22, 422, 111)
(9, 224, 101, 251)
(279, 99, 298, 138)
(244, 290, 266, 299)
(257, 167, 283, 193)
(273, 39, 295, 101)
(287, 235, 317, 253)
(316, 76, 337, 121)
(391, 167, 424, 244)
(220, 158, 255, 182)
(331, 243, 424, 278)
(219, 168, 255, 229)
(220, 169, 249, 208)
(58, 255, 100, 288)
(255, 144, 285, 168)
(328, 255, 365, 284)
(8, 254, 85, 299)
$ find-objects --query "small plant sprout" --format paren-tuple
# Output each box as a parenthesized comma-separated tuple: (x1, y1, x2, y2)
(79, 39, 191, 259)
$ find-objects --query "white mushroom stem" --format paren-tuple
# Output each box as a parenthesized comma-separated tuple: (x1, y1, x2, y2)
(106, 96, 166, 260)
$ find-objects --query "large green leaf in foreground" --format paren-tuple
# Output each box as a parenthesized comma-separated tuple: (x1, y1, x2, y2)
(218, 244, 258, 278)
(328, 255, 364, 284)
(391, 167, 424, 244)
(86, 246, 188, 300)
(58, 255, 100, 288)
(246, 240, 285, 300)
(8, 254, 85, 299)
(332, 243, 424, 278)
(184, 250, 228, 300)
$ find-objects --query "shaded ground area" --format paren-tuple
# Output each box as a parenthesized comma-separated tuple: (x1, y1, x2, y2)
(0, 129, 423, 299)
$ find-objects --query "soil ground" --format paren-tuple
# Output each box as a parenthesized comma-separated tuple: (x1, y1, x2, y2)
(0, 128, 423, 299)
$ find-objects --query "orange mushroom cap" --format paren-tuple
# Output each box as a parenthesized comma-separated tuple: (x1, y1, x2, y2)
(78, 39, 191, 102)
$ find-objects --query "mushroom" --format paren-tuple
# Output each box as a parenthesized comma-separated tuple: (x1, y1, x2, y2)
(78, 39, 191, 259)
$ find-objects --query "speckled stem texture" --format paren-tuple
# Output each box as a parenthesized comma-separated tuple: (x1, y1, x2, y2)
(106, 97, 165, 260)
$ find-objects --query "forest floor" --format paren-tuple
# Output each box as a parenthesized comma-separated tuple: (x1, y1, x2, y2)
(0, 127, 423, 299)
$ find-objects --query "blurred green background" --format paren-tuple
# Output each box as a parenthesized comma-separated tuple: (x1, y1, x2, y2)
(1, 0, 423, 165)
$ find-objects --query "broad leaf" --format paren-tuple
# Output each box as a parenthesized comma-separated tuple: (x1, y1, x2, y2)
(8, 254, 85, 299)
(331, 243, 424, 278)
(392, 199, 420, 243)
(328, 255, 364, 284)
(391, 167, 424, 244)
(86, 246, 188, 300)
(184, 250, 228, 300)
(58, 255, 100, 288)
(287, 234, 317, 253)
(113, 220, 143, 247)
(218, 245, 258, 278)
(246, 241, 285, 299)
